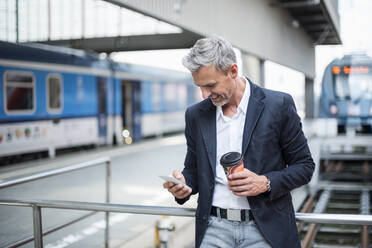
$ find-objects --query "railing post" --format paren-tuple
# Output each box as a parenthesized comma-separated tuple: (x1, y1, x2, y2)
(32, 205, 43, 248)
(105, 159, 111, 248)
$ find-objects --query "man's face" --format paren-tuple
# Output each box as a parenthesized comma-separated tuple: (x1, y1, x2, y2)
(192, 65, 236, 107)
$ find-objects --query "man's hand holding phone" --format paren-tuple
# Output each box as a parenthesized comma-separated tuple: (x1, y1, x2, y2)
(162, 170, 192, 199)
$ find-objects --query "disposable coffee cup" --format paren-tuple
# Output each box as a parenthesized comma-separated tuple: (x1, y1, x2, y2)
(220, 152, 244, 177)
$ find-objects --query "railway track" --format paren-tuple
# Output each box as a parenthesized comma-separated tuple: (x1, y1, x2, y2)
(299, 158, 372, 248)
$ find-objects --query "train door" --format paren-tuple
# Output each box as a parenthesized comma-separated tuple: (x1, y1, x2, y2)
(98, 77, 107, 144)
(121, 81, 141, 142)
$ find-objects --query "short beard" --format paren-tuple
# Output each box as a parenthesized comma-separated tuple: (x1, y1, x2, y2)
(211, 98, 229, 107)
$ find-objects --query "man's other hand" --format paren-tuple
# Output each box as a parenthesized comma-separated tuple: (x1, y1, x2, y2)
(163, 170, 192, 199)
(228, 169, 269, 196)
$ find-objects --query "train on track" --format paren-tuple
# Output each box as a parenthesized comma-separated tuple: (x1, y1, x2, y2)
(319, 52, 372, 134)
(0, 41, 199, 162)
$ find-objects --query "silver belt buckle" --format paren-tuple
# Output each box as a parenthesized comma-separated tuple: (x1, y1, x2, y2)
(226, 209, 241, 221)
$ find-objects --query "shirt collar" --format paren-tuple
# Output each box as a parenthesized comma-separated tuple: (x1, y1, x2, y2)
(216, 77, 250, 119)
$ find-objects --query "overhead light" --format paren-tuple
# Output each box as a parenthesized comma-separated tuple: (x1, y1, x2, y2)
(291, 20, 300, 28)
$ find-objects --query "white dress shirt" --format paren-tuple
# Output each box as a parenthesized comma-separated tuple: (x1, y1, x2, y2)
(212, 77, 251, 210)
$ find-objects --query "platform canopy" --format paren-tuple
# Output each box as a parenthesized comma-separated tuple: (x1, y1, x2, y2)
(0, 0, 341, 78)
(99, 0, 341, 78)
(273, 0, 341, 45)
(40, 31, 203, 53)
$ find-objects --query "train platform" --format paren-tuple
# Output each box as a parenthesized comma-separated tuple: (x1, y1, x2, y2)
(5, 126, 372, 247)
(0, 134, 312, 247)
(0, 134, 186, 181)
(0, 134, 200, 247)
(5, 121, 372, 247)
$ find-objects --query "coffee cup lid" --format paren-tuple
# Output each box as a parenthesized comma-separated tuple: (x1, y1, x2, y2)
(220, 152, 243, 167)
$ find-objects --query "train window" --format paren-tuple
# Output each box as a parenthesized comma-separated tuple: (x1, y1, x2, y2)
(164, 83, 177, 110)
(46, 74, 63, 113)
(348, 74, 372, 100)
(334, 73, 372, 100)
(4, 70, 35, 114)
(178, 84, 187, 109)
(152, 83, 162, 111)
(334, 75, 350, 100)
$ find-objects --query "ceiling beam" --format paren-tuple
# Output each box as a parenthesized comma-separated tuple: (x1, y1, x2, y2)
(38, 31, 203, 53)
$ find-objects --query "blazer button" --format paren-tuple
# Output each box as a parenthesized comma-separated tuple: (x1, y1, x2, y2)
(203, 215, 207, 220)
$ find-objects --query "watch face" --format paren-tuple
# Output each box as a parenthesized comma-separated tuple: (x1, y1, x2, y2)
(266, 180, 271, 192)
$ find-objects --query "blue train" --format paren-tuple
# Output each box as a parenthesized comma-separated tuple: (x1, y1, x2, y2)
(0, 41, 199, 161)
(319, 52, 372, 134)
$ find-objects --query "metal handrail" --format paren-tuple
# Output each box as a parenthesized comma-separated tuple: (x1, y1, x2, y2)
(1, 198, 372, 248)
(2, 156, 372, 247)
(0, 199, 196, 217)
(296, 212, 372, 225)
(0, 157, 111, 188)
(1, 198, 372, 225)
(0, 157, 112, 248)
(6, 212, 97, 248)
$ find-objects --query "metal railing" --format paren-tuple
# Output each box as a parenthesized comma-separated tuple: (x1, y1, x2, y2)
(1, 198, 372, 248)
(0, 157, 111, 248)
(2, 157, 372, 247)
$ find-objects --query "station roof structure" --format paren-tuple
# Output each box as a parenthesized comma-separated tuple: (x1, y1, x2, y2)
(273, 0, 341, 45)
(0, 0, 340, 52)
(0, 0, 341, 77)
(0, 0, 203, 53)
(41, 31, 203, 53)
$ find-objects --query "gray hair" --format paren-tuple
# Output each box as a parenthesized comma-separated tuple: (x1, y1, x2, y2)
(182, 36, 237, 74)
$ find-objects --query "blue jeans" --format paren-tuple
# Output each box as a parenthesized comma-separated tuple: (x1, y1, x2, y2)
(200, 215, 272, 248)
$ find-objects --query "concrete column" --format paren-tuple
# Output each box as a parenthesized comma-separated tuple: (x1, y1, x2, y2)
(259, 59, 265, 88)
(241, 53, 264, 86)
(305, 77, 314, 118)
(16, 0, 19, 43)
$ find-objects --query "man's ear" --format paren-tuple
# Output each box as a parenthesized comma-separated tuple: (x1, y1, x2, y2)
(229, 64, 238, 78)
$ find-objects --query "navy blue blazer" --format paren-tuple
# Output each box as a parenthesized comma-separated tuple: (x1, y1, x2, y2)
(176, 80, 315, 248)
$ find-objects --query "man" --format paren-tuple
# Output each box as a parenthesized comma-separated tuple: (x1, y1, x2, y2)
(163, 37, 314, 248)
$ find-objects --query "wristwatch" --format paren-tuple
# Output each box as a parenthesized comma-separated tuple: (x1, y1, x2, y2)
(266, 178, 271, 192)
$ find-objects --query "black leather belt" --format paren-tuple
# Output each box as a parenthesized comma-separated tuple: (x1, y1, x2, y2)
(211, 206, 254, 222)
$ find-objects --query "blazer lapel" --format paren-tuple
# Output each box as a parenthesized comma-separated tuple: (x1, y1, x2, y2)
(199, 99, 217, 176)
(242, 81, 265, 157)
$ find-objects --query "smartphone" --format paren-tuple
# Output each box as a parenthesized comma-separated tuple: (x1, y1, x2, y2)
(159, 175, 184, 185)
